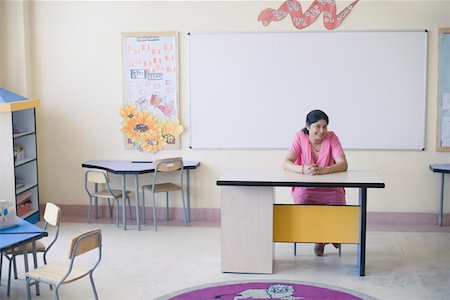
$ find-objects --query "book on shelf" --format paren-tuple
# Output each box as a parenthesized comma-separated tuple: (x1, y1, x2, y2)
(17, 191, 32, 216)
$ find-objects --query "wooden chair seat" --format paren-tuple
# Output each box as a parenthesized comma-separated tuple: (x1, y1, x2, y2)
(91, 189, 130, 199)
(142, 183, 181, 193)
(26, 261, 91, 285)
(5, 241, 46, 255)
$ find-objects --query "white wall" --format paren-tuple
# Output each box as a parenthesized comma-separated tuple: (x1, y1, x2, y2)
(3, 1, 450, 214)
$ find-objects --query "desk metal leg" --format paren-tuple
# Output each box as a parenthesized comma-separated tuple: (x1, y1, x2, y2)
(32, 242, 40, 295)
(135, 174, 141, 231)
(439, 173, 445, 227)
(23, 242, 40, 298)
(22, 244, 33, 297)
(122, 174, 127, 230)
(186, 169, 191, 222)
(358, 187, 367, 276)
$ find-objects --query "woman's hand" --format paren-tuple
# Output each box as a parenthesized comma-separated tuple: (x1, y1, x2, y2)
(303, 163, 319, 175)
(283, 150, 320, 175)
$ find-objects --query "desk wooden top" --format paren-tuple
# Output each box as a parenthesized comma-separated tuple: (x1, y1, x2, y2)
(429, 164, 450, 173)
(82, 160, 200, 174)
(217, 169, 385, 188)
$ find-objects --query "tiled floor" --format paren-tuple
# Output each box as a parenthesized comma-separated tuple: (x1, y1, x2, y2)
(1, 218, 450, 300)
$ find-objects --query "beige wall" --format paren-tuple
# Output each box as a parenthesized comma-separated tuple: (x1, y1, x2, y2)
(2, 1, 450, 214)
(0, 0, 31, 94)
(0, 1, 4, 85)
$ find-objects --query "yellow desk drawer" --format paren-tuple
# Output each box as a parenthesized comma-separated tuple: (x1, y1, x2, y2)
(273, 204, 359, 244)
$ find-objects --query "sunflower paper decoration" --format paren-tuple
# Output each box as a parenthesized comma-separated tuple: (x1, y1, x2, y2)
(160, 118, 184, 145)
(120, 102, 184, 153)
(138, 129, 165, 153)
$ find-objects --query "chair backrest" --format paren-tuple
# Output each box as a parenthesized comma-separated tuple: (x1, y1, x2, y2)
(69, 229, 102, 258)
(153, 157, 184, 186)
(60, 229, 102, 285)
(154, 157, 183, 172)
(85, 168, 118, 199)
(85, 169, 109, 184)
(42, 202, 61, 254)
(44, 202, 61, 227)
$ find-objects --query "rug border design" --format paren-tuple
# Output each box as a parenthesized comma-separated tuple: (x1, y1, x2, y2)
(155, 279, 378, 300)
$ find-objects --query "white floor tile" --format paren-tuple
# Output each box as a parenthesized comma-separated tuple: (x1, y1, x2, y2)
(1, 221, 449, 299)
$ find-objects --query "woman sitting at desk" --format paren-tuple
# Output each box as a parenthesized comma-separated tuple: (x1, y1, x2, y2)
(283, 109, 348, 256)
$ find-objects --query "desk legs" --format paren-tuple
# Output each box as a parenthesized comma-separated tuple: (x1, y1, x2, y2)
(221, 185, 369, 275)
(439, 173, 445, 227)
(135, 174, 141, 231)
(186, 169, 191, 222)
(31, 242, 40, 295)
(358, 187, 367, 276)
(24, 242, 40, 298)
(122, 174, 127, 230)
(221, 186, 273, 274)
(24, 244, 31, 298)
(121, 174, 141, 231)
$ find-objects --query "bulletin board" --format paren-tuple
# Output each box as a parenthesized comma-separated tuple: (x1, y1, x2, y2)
(121, 32, 181, 151)
(189, 31, 427, 150)
(437, 28, 450, 151)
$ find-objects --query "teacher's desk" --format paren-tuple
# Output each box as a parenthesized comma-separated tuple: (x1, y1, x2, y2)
(217, 169, 385, 276)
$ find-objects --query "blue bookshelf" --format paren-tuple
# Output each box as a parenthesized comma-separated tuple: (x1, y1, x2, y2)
(0, 87, 40, 224)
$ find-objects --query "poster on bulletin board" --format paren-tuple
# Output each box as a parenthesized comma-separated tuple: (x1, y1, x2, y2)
(121, 32, 183, 153)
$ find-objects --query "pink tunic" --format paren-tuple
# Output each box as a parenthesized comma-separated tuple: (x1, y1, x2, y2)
(290, 131, 346, 205)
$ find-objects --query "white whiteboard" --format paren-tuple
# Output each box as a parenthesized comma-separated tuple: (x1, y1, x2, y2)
(189, 31, 427, 150)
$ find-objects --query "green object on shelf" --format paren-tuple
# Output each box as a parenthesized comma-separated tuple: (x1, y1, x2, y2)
(13, 145, 25, 161)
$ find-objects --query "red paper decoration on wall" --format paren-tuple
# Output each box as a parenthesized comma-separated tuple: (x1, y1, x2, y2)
(258, 0, 359, 30)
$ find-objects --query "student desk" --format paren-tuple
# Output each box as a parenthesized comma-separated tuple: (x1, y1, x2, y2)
(217, 169, 385, 276)
(429, 163, 450, 226)
(82, 160, 200, 230)
(0, 218, 48, 295)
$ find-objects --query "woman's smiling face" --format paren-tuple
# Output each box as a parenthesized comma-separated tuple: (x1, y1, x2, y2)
(307, 119, 328, 143)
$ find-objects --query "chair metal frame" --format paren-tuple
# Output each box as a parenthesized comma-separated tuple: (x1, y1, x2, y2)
(25, 229, 102, 300)
(85, 169, 132, 227)
(141, 157, 188, 231)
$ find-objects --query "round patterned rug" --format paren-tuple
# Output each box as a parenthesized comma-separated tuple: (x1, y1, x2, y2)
(155, 280, 377, 300)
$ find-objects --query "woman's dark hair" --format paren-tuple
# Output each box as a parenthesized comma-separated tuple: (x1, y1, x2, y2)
(302, 109, 329, 134)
